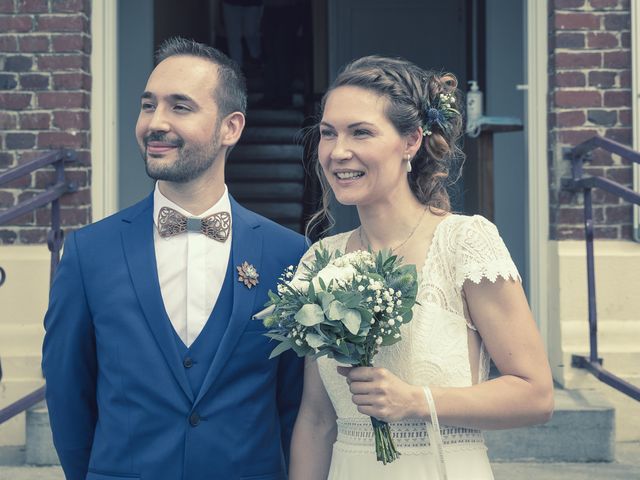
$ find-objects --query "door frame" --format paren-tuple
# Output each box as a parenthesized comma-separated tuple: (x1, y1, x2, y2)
(525, 0, 550, 349)
(90, 0, 119, 221)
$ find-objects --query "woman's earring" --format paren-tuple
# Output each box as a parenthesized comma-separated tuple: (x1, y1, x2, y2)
(406, 154, 412, 173)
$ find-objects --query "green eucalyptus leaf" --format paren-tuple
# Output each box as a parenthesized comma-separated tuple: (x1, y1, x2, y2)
(264, 332, 288, 342)
(334, 290, 363, 309)
(317, 291, 335, 313)
(327, 300, 348, 321)
(269, 340, 293, 359)
(295, 303, 325, 326)
(341, 308, 362, 335)
(305, 332, 325, 349)
(307, 280, 316, 302)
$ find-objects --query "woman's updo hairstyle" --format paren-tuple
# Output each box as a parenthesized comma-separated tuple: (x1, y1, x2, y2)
(307, 55, 464, 238)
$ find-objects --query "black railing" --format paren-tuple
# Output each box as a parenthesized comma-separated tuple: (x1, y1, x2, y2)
(563, 135, 640, 402)
(0, 148, 77, 425)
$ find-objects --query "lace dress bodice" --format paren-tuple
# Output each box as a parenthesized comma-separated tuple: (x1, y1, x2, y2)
(299, 214, 520, 456)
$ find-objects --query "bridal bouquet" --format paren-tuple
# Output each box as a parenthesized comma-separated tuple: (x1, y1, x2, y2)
(259, 245, 419, 464)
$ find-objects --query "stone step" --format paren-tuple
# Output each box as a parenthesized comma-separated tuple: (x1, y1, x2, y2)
(0, 402, 58, 467)
(229, 144, 303, 164)
(240, 126, 302, 145)
(0, 379, 44, 449)
(226, 163, 305, 182)
(241, 202, 303, 223)
(562, 320, 640, 351)
(2, 459, 640, 480)
(0, 354, 42, 380)
(228, 182, 304, 202)
(0, 388, 627, 469)
(245, 109, 305, 127)
(0, 446, 25, 467)
(25, 404, 58, 466)
(0, 324, 44, 357)
(485, 388, 615, 462)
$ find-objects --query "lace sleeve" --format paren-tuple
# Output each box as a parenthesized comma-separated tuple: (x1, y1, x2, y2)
(454, 215, 521, 288)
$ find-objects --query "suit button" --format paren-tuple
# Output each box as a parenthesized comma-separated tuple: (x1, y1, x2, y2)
(183, 357, 193, 368)
(189, 413, 200, 426)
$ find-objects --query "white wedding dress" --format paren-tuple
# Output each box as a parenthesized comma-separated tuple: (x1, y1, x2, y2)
(302, 214, 521, 480)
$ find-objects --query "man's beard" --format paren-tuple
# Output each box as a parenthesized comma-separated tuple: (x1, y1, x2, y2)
(141, 132, 221, 183)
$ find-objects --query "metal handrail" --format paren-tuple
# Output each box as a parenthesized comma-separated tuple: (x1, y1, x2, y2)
(0, 149, 77, 283)
(563, 135, 640, 402)
(0, 386, 46, 424)
(0, 149, 77, 425)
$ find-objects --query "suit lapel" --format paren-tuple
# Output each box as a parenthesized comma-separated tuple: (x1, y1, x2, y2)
(194, 199, 263, 406)
(121, 195, 194, 402)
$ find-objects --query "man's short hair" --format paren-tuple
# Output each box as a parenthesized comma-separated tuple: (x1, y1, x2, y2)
(155, 37, 247, 116)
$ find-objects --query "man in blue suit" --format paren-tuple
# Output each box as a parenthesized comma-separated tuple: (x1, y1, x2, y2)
(42, 37, 306, 480)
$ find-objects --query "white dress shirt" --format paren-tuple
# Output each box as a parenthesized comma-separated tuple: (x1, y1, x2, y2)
(153, 183, 232, 347)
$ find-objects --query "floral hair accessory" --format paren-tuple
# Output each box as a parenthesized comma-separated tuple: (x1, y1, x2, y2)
(422, 92, 460, 136)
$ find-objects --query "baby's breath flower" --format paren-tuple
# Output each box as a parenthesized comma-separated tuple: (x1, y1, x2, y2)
(376, 337, 383, 345)
(373, 305, 381, 313)
(358, 285, 365, 292)
(388, 319, 395, 326)
(386, 306, 393, 314)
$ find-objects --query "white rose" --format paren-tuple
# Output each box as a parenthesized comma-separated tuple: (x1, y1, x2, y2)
(287, 275, 310, 294)
(312, 263, 357, 292)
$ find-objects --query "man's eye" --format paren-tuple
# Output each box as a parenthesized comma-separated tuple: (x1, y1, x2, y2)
(141, 103, 155, 111)
(174, 104, 191, 112)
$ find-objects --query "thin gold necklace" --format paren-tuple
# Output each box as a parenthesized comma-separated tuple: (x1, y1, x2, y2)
(358, 207, 428, 253)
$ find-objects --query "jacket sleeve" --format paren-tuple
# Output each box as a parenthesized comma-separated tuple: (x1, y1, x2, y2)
(276, 237, 307, 467)
(42, 231, 97, 480)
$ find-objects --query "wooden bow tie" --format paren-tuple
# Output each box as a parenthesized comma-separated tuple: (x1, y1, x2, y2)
(157, 206, 231, 242)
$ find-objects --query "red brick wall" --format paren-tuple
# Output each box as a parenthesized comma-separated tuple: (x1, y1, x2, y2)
(0, 0, 91, 245)
(549, 0, 633, 239)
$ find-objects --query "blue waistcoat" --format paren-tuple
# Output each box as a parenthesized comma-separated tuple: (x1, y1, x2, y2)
(174, 258, 234, 397)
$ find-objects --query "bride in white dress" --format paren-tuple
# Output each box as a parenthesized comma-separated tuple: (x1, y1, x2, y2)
(288, 56, 554, 480)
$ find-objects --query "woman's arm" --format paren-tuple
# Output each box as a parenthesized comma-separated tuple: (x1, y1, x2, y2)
(343, 277, 554, 430)
(289, 357, 338, 480)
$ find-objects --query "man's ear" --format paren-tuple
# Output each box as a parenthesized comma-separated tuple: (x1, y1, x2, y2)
(220, 111, 245, 147)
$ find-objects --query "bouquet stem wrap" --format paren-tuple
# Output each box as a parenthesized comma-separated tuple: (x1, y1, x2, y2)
(359, 354, 400, 464)
(370, 416, 400, 464)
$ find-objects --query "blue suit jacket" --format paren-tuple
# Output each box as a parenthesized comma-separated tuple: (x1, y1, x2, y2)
(42, 194, 307, 480)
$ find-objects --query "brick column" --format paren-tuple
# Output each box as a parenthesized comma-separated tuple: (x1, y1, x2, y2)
(0, 0, 92, 245)
(549, 0, 633, 240)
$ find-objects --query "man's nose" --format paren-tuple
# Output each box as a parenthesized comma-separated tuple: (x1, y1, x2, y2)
(147, 107, 170, 132)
